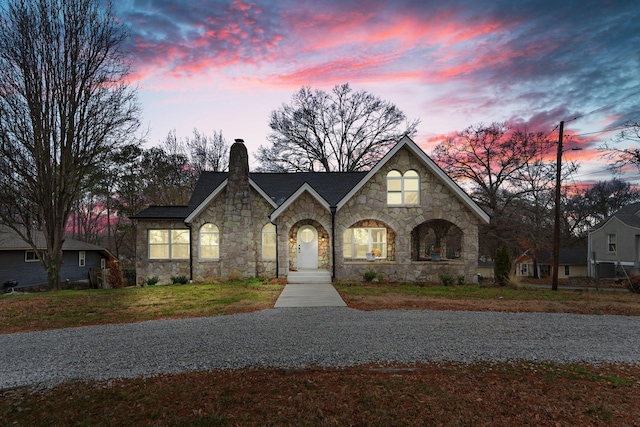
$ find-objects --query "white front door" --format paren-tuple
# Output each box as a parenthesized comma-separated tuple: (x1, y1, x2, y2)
(297, 225, 318, 269)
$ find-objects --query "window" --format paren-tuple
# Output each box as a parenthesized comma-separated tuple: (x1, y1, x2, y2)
(79, 251, 86, 267)
(387, 170, 419, 205)
(564, 265, 570, 276)
(149, 229, 190, 260)
(607, 234, 616, 253)
(343, 228, 387, 259)
(199, 223, 219, 259)
(24, 250, 38, 262)
(262, 223, 277, 260)
(101, 258, 106, 269)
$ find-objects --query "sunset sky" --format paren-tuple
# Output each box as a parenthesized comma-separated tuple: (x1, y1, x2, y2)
(117, 0, 640, 185)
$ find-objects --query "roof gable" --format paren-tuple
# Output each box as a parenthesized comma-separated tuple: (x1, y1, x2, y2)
(336, 136, 490, 224)
(269, 183, 331, 221)
(590, 202, 640, 232)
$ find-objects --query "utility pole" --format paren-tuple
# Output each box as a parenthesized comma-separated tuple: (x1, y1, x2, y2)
(552, 121, 564, 291)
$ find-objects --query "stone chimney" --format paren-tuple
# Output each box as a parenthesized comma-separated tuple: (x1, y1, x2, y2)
(222, 139, 256, 277)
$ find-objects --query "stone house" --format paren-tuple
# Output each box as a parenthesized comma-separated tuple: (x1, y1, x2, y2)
(131, 136, 489, 285)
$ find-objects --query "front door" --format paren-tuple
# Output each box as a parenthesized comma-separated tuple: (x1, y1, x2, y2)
(297, 225, 318, 269)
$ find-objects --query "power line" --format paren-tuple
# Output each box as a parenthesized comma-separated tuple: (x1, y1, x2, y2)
(565, 87, 640, 124)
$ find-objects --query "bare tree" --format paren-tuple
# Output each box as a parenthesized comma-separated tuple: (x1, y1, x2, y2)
(601, 120, 640, 170)
(0, 0, 139, 288)
(257, 83, 420, 172)
(187, 128, 229, 174)
(431, 123, 565, 255)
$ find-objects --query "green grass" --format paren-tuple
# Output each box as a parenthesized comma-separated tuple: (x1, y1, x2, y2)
(0, 278, 283, 334)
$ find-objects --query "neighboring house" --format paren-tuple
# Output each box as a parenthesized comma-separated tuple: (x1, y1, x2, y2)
(477, 258, 495, 279)
(131, 136, 490, 285)
(588, 202, 640, 278)
(514, 248, 588, 279)
(0, 225, 114, 288)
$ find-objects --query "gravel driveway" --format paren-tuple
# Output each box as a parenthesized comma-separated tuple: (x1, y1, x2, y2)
(1, 307, 639, 390)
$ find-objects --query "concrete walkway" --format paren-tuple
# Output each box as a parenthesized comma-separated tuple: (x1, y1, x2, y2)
(274, 283, 347, 307)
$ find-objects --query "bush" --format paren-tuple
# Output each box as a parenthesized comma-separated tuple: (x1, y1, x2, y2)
(146, 276, 159, 286)
(363, 270, 378, 282)
(171, 275, 188, 285)
(107, 259, 123, 289)
(628, 275, 640, 293)
(494, 246, 512, 286)
(457, 275, 466, 286)
(439, 273, 455, 286)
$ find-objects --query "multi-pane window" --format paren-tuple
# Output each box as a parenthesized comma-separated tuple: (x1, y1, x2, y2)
(387, 170, 419, 205)
(24, 250, 38, 262)
(607, 234, 617, 253)
(79, 251, 86, 267)
(149, 229, 190, 260)
(199, 223, 219, 259)
(262, 223, 277, 260)
(564, 265, 570, 276)
(343, 228, 387, 259)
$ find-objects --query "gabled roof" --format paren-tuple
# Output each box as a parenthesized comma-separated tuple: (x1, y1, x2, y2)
(336, 136, 490, 223)
(131, 136, 489, 224)
(591, 202, 640, 231)
(516, 247, 587, 265)
(0, 224, 115, 258)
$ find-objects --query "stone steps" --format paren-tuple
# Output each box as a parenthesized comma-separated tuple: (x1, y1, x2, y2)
(287, 269, 332, 284)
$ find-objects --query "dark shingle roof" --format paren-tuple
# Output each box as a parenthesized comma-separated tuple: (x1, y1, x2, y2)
(0, 224, 114, 257)
(591, 202, 640, 230)
(251, 172, 367, 206)
(134, 171, 369, 221)
(130, 206, 191, 220)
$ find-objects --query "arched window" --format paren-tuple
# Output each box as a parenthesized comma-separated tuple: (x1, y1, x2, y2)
(387, 170, 419, 205)
(262, 223, 277, 260)
(199, 223, 219, 259)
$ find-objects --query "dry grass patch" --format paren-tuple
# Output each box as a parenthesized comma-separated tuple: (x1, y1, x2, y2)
(2, 362, 639, 426)
(336, 283, 640, 316)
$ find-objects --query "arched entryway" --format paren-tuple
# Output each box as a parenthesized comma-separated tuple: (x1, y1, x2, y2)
(411, 219, 463, 261)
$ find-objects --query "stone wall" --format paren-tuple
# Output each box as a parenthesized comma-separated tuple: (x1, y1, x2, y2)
(134, 219, 191, 285)
(334, 146, 481, 283)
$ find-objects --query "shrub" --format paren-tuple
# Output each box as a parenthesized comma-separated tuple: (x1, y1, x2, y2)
(122, 269, 136, 287)
(494, 246, 512, 286)
(363, 270, 378, 282)
(171, 275, 188, 285)
(107, 259, 123, 289)
(146, 276, 159, 286)
(439, 273, 455, 286)
(457, 275, 466, 286)
(628, 275, 640, 293)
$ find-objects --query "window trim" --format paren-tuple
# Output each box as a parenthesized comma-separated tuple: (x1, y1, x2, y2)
(387, 169, 420, 206)
(24, 250, 38, 263)
(607, 234, 617, 253)
(79, 251, 86, 267)
(199, 223, 220, 260)
(261, 223, 277, 260)
(343, 227, 387, 259)
(148, 229, 191, 260)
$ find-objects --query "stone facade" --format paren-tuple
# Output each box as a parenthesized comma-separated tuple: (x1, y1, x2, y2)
(333, 146, 480, 283)
(133, 137, 487, 285)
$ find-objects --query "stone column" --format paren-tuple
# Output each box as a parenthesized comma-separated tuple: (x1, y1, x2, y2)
(222, 140, 256, 277)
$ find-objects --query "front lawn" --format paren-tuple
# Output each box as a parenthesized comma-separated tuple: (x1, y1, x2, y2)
(0, 279, 283, 334)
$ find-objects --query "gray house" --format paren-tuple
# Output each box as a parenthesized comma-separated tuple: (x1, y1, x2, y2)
(0, 225, 114, 288)
(132, 136, 490, 285)
(588, 202, 640, 278)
